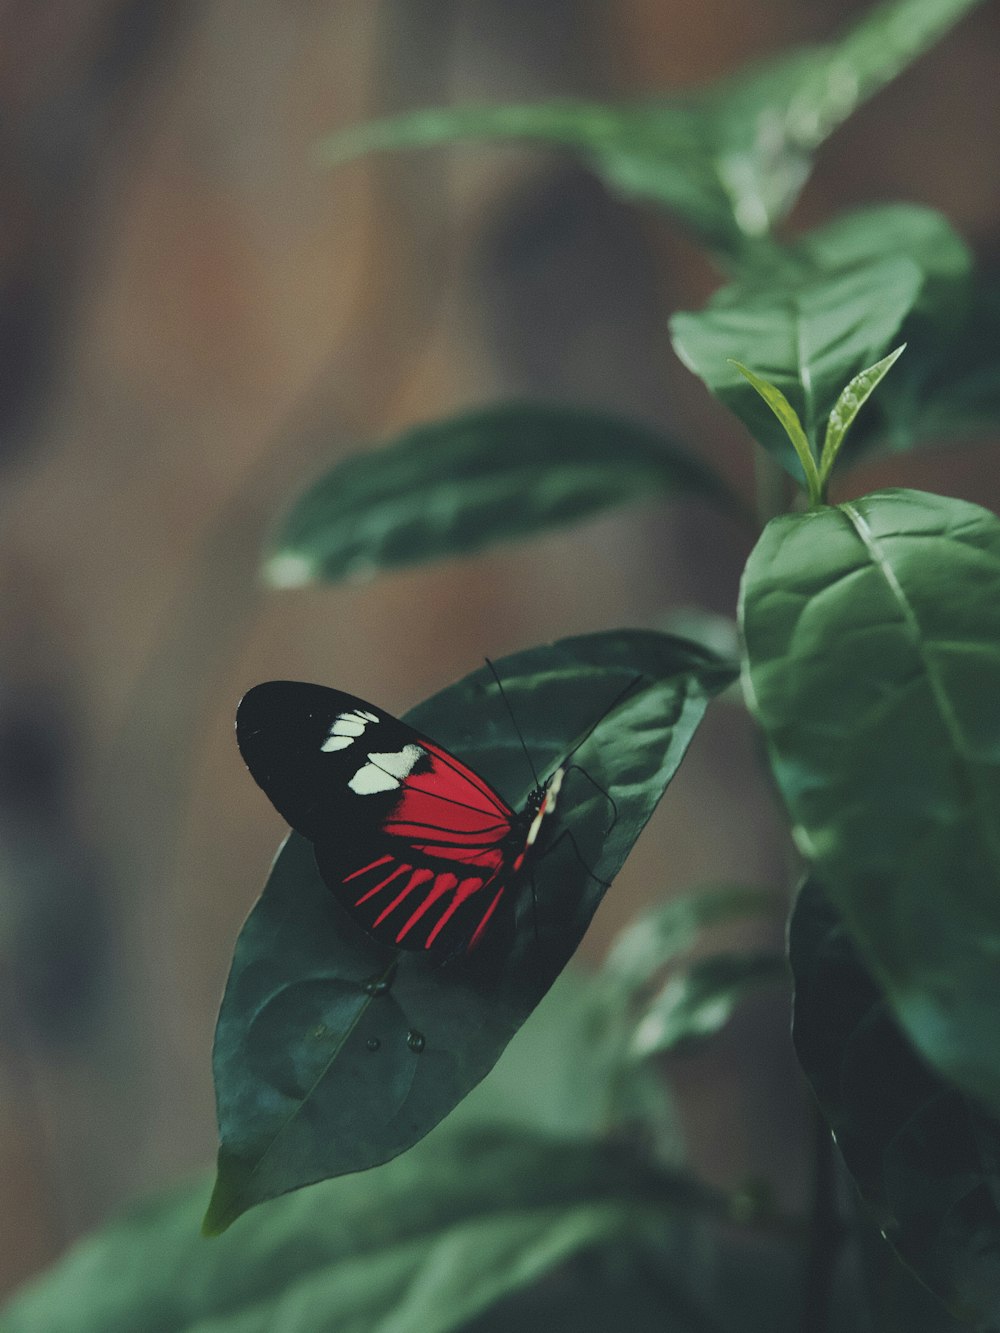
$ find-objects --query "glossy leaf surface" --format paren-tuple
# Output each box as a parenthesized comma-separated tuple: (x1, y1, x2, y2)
(819, 344, 906, 485)
(790, 878, 1000, 1328)
(265, 402, 739, 588)
(5, 1130, 716, 1333)
(208, 631, 736, 1230)
(741, 489, 1000, 1117)
(315, 0, 982, 255)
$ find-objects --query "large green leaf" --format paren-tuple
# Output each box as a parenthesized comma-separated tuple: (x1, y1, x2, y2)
(3, 1129, 720, 1333)
(670, 206, 969, 479)
(740, 488, 1000, 1118)
(790, 878, 1000, 1329)
(315, 0, 983, 255)
(207, 631, 736, 1231)
(264, 402, 741, 589)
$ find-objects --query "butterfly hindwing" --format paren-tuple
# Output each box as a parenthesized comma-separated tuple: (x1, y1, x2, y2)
(237, 681, 523, 953)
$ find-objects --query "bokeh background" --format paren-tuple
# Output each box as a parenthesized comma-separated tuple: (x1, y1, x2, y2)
(1, 0, 998, 1299)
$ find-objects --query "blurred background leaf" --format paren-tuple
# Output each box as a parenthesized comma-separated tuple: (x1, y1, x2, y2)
(265, 401, 744, 587)
(317, 0, 985, 256)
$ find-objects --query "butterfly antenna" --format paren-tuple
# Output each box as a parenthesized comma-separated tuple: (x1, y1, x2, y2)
(558, 673, 645, 771)
(485, 657, 540, 788)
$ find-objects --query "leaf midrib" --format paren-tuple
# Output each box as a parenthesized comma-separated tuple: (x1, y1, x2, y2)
(840, 501, 1000, 875)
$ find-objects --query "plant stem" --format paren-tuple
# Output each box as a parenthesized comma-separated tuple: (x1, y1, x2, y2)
(800, 1101, 841, 1333)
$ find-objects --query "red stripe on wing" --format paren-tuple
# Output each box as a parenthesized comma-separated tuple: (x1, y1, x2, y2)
(373, 867, 433, 928)
(332, 845, 508, 953)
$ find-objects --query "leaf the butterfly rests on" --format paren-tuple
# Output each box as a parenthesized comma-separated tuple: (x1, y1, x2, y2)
(208, 632, 737, 1233)
(236, 681, 563, 957)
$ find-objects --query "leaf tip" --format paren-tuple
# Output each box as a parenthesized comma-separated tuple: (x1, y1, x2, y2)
(265, 551, 316, 589)
(201, 1163, 241, 1237)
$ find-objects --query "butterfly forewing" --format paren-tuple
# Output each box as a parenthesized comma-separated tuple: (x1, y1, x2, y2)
(236, 681, 526, 953)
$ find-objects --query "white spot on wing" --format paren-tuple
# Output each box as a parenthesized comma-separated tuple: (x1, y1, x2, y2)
(320, 708, 381, 752)
(320, 735, 353, 752)
(349, 743, 424, 795)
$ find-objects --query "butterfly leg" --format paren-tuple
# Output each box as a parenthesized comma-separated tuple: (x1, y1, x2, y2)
(560, 763, 619, 836)
(534, 825, 611, 889)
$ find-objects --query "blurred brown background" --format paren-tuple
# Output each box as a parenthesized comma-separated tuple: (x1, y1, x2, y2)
(0, 0, 998, 1299)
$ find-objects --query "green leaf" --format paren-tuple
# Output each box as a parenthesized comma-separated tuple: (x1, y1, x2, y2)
(4, 1129, 718, 1333)
(670, 205, 970, 480)
(671, 255, 924, 479)
(265, 402, 742, 588)
(593, 885, 780, 1155)
(315, 0, 983, 255)
(207, 631, 736, 1231)
(318, 100, 744, 252)
(602, 883, 783, 995)
(797, 204, 971, 326)
(740, 488, 1000, 1119)
(790, 877, 1000, 1328)
(818, 344, 906, 486)
(630, 951, 788, 1058)
(702, 0, 985, 245)
(729, 360, 822, 502)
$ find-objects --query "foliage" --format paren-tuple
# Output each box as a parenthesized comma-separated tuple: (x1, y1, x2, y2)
(7, 0, 1000, 1329)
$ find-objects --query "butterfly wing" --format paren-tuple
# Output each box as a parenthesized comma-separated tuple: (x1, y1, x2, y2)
(236, 681, 519, 952)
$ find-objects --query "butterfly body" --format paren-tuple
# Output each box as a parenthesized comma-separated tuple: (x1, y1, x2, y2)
(237, 681, 561, 956)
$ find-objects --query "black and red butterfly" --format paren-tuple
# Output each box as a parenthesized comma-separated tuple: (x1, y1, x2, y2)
(236, 681, 568, 957)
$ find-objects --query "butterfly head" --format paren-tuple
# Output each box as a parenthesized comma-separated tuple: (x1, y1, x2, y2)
(525, 767, 564, 848)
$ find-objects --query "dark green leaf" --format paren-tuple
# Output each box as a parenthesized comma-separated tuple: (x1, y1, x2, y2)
(5, 1129, 717, 1333)
(207, 631, 736, 1230)
(315, 0, 983, 255)
(740, 489, 1000, 1118)
(790, 878, 1000, 1329)
(265, 402, 741, 588)
(631, 951, 789, 1057)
